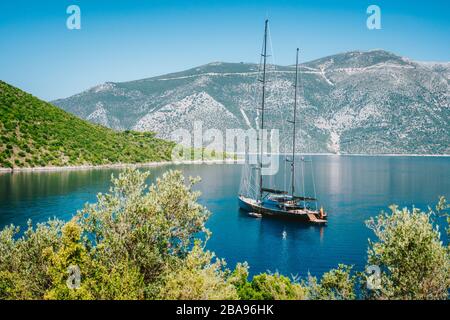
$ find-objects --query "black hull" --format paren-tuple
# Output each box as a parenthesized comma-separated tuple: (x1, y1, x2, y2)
(238, 196, 327, 224)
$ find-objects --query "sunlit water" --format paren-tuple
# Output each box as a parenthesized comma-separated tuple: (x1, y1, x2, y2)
(0, 156, 448, 278)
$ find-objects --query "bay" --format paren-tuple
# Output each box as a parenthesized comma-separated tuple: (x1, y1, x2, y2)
(0, 155, 448, 278)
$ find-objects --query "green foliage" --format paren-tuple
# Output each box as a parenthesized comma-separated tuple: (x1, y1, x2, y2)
(304, 265, 356, 300)
(0, 220, 65, 299)
(159, 241, 238, 300)
(436, 196, 450, 236)
(364, 205, 449, 300)
(43, 221, 144, 300)
(43, 221, 96, 300)
(77, 168, 211, 298)
(0, 169, 211, 299)
(0, 81, 174, 169)
(231, 263, 307, 300)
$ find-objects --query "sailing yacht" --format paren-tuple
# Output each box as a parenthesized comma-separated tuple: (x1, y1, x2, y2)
(238, 19, 327, 224)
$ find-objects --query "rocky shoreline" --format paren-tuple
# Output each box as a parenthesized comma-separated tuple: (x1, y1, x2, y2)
(0, 159, 244, 173)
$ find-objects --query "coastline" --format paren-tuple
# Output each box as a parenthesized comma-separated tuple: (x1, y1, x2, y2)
(1, 153, 449, 174)
(309, 153, 450, 157)
(241, 153, 450, 157)
(0, 159, 244, 174)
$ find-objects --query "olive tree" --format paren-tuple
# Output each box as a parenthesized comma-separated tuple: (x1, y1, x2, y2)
(364, 205, 449, 300)
(159, 241, 238, 300)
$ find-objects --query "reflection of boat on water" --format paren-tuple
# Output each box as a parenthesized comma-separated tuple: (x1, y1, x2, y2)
(238, 19, 327, 224)
(247, 211, 262, 218)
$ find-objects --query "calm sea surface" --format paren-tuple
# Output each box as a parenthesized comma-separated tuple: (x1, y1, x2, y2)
(0, 156, 448, 277)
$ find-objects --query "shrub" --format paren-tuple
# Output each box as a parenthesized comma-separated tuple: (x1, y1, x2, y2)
(43, 221, 145, 300)
(76, 169, 211, 297)
(1, 160, 13, 168)
(231, 263, 307, 300)
(0, 169, 212, 299)
(159, 242, 238, 300)
(0, 220, 65, 299)
(304, 265, 356, 300)
(363, 205, 449, 300)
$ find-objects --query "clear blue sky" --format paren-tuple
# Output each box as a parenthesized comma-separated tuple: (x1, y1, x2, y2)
(0, 0, 449, 101)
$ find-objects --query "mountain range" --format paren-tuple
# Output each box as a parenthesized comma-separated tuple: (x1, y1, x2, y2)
(52, 50, 450, 154)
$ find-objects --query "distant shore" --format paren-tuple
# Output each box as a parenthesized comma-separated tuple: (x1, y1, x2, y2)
(306, 153, 450, 157)
(0, 159, 244, 174)
(0, 154, 448, 174)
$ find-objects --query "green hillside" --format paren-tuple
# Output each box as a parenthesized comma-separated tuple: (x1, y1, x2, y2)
(0, 81, 174, 169)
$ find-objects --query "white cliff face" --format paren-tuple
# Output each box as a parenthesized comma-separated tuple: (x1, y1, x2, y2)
(53, 50, 450, 154)
(133, 92, 241, 141)
(86, 102, 108, 126)
(85, 102, 124, 130)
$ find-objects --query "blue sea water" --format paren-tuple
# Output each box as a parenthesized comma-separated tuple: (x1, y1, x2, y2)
(0, 156, 448, 278)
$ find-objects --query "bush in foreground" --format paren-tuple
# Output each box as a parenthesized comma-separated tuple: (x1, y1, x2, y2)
(363, 205, 449, 299)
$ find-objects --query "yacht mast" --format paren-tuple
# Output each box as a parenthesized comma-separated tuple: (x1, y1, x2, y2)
(291, 48, 299, 197)
(259, 19, 269, 201)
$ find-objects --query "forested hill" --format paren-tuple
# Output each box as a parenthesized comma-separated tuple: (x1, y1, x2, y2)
(0, 81, 173, 169)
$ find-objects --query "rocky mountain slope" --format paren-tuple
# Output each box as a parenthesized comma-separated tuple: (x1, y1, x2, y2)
(52, 50, 450, 154)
